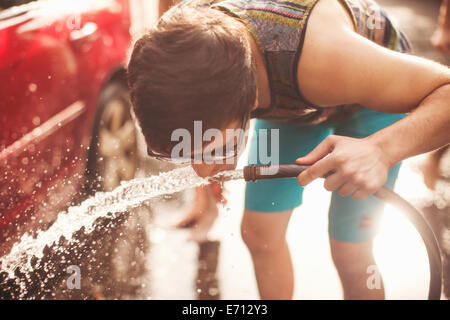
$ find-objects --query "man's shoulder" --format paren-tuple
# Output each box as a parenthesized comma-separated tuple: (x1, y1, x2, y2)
(295, 0, 364, 107)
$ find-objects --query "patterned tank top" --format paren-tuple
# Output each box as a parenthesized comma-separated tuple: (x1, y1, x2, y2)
(177, 0, 411, 125)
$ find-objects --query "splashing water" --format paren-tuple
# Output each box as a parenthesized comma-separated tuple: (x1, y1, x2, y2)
(0, 167, 243, 282)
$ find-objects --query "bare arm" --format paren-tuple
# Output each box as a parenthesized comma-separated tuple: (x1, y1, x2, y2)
(295, 0, 450, 199)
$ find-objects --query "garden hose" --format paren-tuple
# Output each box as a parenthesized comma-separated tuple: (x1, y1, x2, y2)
(243, 164, 442, 300)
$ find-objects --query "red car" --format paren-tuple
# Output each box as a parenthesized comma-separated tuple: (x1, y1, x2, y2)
(0, 0, 138, 260)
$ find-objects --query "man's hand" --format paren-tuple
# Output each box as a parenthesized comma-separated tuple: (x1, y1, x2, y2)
(296, 135, 392, 200)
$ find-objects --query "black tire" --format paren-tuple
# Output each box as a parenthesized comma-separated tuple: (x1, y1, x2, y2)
(85, 81, 137, 193)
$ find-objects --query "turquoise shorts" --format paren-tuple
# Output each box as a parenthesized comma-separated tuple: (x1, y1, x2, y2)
(245, 107, 405, 242)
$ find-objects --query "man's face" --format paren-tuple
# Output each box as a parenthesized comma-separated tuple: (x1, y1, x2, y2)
(192, 117, 250, 178)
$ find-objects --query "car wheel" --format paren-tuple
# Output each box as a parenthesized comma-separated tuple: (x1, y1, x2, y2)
(86, 81, 137, 192)
(80, 80, 147, 299)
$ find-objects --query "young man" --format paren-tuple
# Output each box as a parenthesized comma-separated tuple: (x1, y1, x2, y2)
(128, 0, 450, 299)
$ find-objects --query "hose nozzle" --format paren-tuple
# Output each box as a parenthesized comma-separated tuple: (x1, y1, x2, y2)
(243, 164, 310, 181)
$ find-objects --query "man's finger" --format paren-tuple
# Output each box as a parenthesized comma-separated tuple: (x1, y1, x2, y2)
(296, 135, 336, 165)
(298, 155, 336, 186)
(337, 182, 357, 197)
(323, 171, 345, 191)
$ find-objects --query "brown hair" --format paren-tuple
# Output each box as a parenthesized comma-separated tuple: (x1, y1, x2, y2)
(127, 5, 257, 155)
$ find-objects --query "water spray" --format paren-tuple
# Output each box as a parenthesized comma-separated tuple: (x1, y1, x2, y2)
(235, 164, 442, 300)
(0, 164, 442, 299)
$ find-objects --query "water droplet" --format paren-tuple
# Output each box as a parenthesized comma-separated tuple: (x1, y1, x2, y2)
(32, 117, 40, 126)
(28, 83, 37, 92)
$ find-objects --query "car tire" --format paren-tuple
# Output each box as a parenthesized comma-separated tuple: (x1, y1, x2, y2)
(86, 81, 137, 193)
(78, 80, 147, 299)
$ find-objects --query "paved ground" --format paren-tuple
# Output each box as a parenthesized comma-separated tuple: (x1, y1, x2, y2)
(136, 0, 449, 300)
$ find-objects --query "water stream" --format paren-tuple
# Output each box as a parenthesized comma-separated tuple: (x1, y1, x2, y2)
(0, 166, 243, 297)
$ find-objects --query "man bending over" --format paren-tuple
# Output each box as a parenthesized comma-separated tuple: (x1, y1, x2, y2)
(128, 0, 450, 299)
